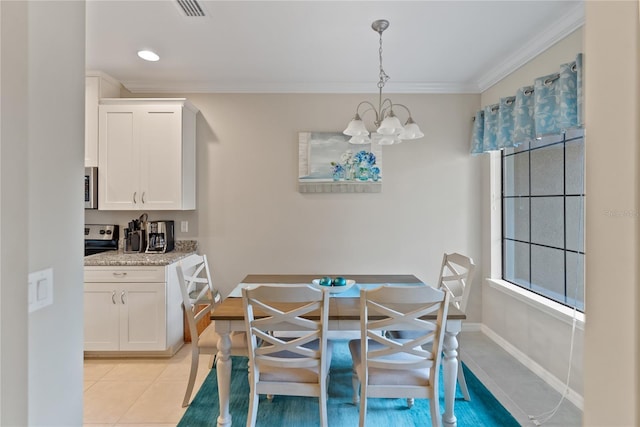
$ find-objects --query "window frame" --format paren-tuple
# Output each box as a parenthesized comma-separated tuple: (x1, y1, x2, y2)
(500, 130, 585, 313)
(486, 133, 585, 325)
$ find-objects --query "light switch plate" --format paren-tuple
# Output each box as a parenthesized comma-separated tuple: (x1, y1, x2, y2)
(181, 221, 188, 232)
(28, 268, 53, 313)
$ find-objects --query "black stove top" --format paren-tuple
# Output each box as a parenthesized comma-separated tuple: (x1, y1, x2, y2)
(85, 224, 119, 256)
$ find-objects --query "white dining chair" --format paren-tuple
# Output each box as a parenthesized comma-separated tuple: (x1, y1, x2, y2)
(434, 252, 475, 400)
(177, 254, 248, 407)
(391, 252, 476, 401)
(349, 285, 450, 427)
(242, 284, 332, 427)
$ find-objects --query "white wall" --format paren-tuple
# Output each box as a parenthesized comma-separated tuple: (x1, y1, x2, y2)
(479, 29, 585, 398)
(87, 93, 486, 321)
(26, 2, 86, 424)
(0, 1, 85, 425)
(0, 1, 29, 424)
(583, 2, 639, 425)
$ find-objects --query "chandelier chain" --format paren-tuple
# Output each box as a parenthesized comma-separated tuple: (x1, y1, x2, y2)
(377, 31, 389, 90)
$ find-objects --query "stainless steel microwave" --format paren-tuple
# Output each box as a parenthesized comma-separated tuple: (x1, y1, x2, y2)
(85, 167, 98, 209)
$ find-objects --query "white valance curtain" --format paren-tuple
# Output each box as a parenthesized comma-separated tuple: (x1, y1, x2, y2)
(471, 53, 583, 154)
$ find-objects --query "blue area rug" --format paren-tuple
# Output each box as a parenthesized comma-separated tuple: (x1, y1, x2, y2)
(178, 341, 519, 426)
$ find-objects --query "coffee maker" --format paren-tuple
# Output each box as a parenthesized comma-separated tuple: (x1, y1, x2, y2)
(145, 221, 175, 253)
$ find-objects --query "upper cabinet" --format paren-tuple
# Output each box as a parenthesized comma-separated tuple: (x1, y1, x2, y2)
(85, 72, 120, 167)
(98, 98, 198, 211)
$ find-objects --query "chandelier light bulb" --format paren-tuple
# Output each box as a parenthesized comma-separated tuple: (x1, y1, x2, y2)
(377, 111, 404, 135)
(398, 118, 424, 140)
(378, 135, 402, 145)
(343, 114, 370, 137)
(348, 135, 372, 144)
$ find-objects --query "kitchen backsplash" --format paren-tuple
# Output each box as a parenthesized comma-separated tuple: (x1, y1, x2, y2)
(85, 210, 198, 239)
(117, 239, 197, 253)
(174, 240, 198, 253)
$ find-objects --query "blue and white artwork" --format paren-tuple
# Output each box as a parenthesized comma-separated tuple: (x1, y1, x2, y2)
(298, 132, 382, 191)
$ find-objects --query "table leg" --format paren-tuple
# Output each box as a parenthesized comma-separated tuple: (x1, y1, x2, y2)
(216, 330, 233, 427)
(442, 321, 462, 427)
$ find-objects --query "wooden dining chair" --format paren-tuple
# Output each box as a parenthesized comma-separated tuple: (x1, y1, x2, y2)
(391, 252, 476, 401)
(176, 254, 248, 407)
(242, 284, 332, 427)
(435, 253, 475, 400)
(349, 285, 450, 427)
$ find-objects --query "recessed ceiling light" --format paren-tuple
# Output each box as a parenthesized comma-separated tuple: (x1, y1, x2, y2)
(137, 50, 160, 62)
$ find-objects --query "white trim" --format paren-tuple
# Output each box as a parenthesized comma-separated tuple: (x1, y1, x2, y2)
(119, 80, 481, 95)
(85, 70, 120, 88)
(487, 278, 585, 329)
(476, 3, 585, 91)
(481, 325, 584, 410)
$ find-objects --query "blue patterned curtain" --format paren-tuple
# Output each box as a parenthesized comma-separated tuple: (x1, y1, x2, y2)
(471, 53, 583, 154)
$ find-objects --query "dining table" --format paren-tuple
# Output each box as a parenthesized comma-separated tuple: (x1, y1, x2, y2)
(210, 274, 466, 427)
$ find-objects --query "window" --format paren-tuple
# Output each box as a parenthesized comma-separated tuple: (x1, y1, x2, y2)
(501, 128, 584, 312)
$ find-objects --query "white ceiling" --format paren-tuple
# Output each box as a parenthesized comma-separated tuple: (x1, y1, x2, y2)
(85, 0, 584, 94)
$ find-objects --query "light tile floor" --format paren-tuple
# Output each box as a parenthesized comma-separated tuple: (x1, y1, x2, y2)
(84, 344, 207, 426)
(83, 331, 583, 426)
(459, 331, 582, 427)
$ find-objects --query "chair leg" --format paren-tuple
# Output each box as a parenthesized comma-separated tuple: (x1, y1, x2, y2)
(247, 385, 259, 427)
(458, 363, 470, 401)
(182, 346, 200, 407)
(319, 377, 328, 427)
(406, 397, 414, 408)
(430, 394, 441, 427)
(351, 368, 360, 405)
(358, 382, 367, 427)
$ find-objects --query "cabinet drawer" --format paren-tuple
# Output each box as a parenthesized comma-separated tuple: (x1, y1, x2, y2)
(85, 267, 165, 283)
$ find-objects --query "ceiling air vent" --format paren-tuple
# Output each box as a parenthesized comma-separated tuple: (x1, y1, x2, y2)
(176, 0, 206, 17)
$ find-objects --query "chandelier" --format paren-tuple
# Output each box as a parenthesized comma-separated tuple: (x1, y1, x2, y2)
(343, 19, 424, 145)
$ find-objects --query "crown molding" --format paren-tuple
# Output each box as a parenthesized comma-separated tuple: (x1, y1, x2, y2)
(122, 80, 480, 95)
(475, 2, 585, 92)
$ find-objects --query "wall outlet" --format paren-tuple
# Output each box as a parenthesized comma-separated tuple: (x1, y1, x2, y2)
(181, 220, 188, 232)
(28, 268, 53, 313)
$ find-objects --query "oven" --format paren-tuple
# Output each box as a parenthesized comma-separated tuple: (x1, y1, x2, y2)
(85, 224, 119, 256)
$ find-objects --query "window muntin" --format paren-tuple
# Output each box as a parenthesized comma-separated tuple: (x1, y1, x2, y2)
(501, 129, 584, 312)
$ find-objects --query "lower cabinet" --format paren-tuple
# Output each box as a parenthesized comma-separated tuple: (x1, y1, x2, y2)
(84, 282, 165, 351)
(84, 257, 192, 354)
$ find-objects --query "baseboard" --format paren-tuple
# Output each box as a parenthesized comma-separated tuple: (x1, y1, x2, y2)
(84, 342, 184, 359)
(480, 325, 584, 410)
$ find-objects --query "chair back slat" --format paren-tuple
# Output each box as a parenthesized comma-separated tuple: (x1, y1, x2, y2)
(438, 253, 475, 313)
(243, 284, 330, 372)
(360, 285, 450, 382)
(176, 254, 219, 341)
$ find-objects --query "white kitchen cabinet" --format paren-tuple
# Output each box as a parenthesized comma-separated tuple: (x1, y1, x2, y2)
(84, 258, 190, 354)
(98, 98, 198, 210)
(84, 282, 164, 351)
(85, 72, 120, 167)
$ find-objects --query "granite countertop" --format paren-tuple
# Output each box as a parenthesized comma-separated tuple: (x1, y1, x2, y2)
(84, 240, 198, 267)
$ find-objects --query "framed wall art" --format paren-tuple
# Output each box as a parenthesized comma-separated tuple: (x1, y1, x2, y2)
(298, 132, 382, 193)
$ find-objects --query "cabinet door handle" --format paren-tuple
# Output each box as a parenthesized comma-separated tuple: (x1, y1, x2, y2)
(142, 192, 146, 203)
(121, 290, 126, 305)
(112, 272, 127, 278)
(111, 291, 116, 305)
(133, 192, 137, 203)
